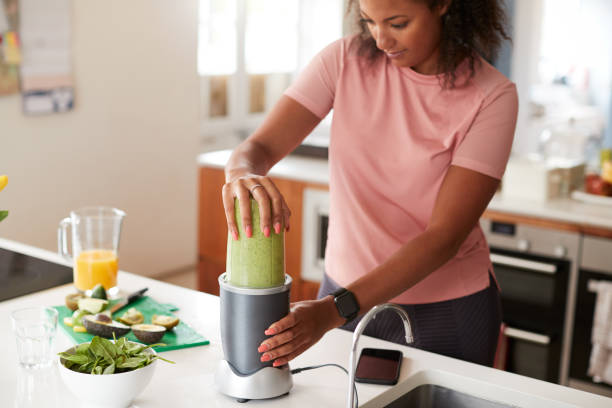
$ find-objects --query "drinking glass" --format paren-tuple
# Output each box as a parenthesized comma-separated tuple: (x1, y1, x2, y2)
(11, 307, 59, 369)
(58, 206, 126, 297)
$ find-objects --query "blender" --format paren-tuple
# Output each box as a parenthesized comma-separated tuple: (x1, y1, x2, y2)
(215, 198, 293, 401)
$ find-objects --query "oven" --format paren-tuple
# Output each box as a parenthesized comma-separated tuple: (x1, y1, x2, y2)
(481, 219, 580, 385)
(301, 187, 329, 282)
(568, 235, 612, 398)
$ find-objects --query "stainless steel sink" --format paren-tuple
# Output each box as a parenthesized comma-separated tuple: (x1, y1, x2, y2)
(361, 369, 579, 408)
(383, 384, 515, 408)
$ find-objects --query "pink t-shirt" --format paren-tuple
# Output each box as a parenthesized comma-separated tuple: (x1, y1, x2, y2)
(284, 36, 518, 304)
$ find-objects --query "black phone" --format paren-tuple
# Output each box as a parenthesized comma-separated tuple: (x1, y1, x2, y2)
(355, 347, 403, 385)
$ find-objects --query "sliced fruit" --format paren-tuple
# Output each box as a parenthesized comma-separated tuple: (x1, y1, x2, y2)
(90, 283, 108, 300)
(77, 298, 108, 314)
(118, 308, 144, 326)
(0, 175, 7, 192)
(72, 309, 92, 326)
(152, 314, 180, 330)
(131, 324, 166, 344)
(73, 325, 87, 333)
(82, 314, 130, 338)
(63, 317, 74, 327)
(65, 293, 85, 311)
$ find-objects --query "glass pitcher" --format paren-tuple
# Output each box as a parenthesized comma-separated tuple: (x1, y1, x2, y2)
(58, 206, 126, 296)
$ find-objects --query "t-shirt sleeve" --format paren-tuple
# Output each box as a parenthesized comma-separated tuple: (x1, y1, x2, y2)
(451, 82, 519, 179)
(283, 39, 343, 119)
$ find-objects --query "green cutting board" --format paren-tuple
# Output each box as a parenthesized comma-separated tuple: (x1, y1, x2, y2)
(54, 296, 209, 352)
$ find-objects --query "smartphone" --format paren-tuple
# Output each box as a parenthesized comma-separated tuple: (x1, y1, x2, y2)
(355, 347, 403, 385)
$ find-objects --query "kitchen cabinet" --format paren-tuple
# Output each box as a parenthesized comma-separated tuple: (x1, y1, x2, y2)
(198, 166, 327, 302)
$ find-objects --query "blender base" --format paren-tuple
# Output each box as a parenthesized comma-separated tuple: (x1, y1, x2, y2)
(215, 359, 293, 401)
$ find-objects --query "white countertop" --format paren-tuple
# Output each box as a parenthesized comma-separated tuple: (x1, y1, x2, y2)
(487, 194, 612, 230)
(1, 238, 610, 407)
(198, 150, 612, 230)
(198, 150, 329, 185)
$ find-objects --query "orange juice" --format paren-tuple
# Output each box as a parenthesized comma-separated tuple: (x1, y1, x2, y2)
(74, 249, 118, 291)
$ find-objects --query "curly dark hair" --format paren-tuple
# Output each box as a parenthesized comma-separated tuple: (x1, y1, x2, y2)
(347, 0, 511, 88)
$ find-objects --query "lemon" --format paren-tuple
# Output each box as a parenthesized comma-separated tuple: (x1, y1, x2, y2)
(0, 175, 7, 192)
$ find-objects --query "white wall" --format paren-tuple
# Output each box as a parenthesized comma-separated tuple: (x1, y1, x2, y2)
(0, 0, 200, 278)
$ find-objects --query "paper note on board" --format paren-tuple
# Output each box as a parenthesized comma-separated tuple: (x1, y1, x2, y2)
(20, 0, 74, 114)
(0, 3, 9, 33)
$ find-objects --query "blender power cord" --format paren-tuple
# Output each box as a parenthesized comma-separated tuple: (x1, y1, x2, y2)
(291, 363, 358, 408)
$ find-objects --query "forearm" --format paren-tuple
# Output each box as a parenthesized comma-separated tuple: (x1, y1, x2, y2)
(225, 96, 321, 183)
(346, 227, 462, 316)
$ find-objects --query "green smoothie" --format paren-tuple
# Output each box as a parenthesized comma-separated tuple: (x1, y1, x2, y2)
(227, 198, 285, 288)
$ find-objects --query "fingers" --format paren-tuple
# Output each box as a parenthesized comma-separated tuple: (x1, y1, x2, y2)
(270, 343, 310, 367)
(282, 199, 291, 231)
(261, 339, 310, 367)
(258, 327, 296, 353)
(258, 301, 328, 366)
(250, 182, 272, 237)
(221, 183, 239, 241)
(259, 178, 289, 234)
(234, 181, 252, 238)
(222, 175, 291, 238)
(265, 311, 297, 336)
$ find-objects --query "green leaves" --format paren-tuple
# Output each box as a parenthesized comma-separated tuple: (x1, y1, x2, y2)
(58, 335, 175, 375)
(0, 211, 7, 222)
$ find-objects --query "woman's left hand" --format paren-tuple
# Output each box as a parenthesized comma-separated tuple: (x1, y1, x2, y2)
(258, 297, 344, 367)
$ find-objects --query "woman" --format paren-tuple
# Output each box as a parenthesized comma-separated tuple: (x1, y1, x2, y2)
(222, 0, 518, 368)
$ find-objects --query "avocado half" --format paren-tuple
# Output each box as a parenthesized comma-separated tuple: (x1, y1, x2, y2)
(82, 314, 130, 338)
(151, 314, 180, 330)
(131, 324, 166, 344)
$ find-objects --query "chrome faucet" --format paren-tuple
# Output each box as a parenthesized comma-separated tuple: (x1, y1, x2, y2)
(347, 303, 414, 408)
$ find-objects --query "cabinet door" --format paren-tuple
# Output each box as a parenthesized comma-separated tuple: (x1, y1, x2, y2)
(269, 177, 319, 302)
(198, 167, 227, 295)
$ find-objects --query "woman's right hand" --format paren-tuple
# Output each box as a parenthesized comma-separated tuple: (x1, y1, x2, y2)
(222, 174, 291, 240)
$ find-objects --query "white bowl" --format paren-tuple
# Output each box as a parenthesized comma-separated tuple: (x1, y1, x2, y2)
(58, 341, 157, 408)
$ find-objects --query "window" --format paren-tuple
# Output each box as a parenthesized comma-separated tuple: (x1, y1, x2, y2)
(198, 0, 344, 140)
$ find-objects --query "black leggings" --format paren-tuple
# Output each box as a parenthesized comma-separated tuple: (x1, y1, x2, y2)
(317, 272, 502, 367)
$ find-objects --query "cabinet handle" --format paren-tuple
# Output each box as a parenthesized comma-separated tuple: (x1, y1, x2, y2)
(490, 253, 557, 275)
(588, 279, 611, 293)
(503, 326, 551, 345)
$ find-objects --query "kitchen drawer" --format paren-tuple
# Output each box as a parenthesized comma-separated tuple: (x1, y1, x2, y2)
(580, 236, 612, 275)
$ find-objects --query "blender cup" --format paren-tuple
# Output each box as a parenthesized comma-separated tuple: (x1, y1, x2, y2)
(226, 198, 285, 288)
(58, 206, 125, 297)
(216, 198, 293, 400)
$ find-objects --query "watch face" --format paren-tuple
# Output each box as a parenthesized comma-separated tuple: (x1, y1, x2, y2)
(336, 291, 359, 319)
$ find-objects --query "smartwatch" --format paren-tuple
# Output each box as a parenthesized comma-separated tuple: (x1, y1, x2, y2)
(331, 287, 360, 324)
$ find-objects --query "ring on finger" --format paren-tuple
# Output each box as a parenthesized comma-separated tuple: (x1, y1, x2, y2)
(250, 184, 264, 194)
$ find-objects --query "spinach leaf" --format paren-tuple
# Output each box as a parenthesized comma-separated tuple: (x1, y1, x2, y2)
(103, 362, 116, 375)
(59, 335, 175, 375)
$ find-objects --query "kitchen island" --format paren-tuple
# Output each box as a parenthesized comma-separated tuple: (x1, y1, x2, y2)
(0, 238, 610, 407)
